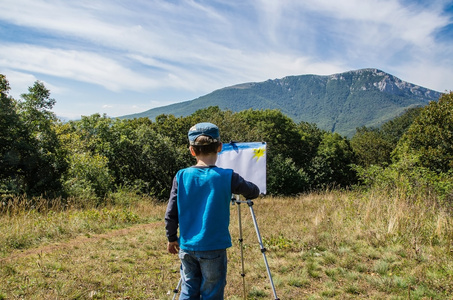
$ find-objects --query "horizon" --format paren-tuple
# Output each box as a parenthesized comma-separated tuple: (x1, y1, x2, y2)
(1, 0, 452, 120)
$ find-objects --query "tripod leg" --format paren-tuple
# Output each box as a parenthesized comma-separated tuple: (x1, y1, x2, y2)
(247, 200, 280, 300)
(172, 278, 182, 300)
(236, 200, 247, 300)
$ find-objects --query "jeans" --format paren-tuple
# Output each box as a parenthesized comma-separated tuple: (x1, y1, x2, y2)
(178, 248, 227, 300)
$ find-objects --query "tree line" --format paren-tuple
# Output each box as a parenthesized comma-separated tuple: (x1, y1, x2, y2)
(1, 74, 452, 204)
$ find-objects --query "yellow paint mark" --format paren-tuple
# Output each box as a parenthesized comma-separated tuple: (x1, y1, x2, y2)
(252, 147, 266, 161)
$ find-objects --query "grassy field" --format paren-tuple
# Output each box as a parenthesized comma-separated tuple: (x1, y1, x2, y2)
(1, 189, 452, 299)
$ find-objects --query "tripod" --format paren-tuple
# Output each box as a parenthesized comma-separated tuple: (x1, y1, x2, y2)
(171, 195, 279, 300)
(232, 195, 279, 300)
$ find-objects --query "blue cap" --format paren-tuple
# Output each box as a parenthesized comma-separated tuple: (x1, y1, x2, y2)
(188, 122, 220, 145)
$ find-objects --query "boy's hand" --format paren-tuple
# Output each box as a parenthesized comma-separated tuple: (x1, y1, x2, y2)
(167, 241, 180, 254)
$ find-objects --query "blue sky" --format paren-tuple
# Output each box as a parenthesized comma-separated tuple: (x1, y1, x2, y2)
(1, 0, 452, 119)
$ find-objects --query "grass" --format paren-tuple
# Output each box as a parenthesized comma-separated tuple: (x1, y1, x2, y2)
(1, 189, 453, 299)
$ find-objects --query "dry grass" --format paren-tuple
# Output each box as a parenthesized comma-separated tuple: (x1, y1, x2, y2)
(1, 190, 452, 299)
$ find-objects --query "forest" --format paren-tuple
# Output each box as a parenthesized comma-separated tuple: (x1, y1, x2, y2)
(1, 73, 452, 205)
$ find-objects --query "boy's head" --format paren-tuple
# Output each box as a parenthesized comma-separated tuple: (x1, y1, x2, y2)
(188, 122, 221, 155)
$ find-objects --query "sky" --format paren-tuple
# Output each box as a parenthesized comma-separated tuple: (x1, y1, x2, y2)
(1, 0, 452, 120)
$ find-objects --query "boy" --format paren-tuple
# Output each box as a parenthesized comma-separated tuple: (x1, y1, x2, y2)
(165, 122, 260, 299)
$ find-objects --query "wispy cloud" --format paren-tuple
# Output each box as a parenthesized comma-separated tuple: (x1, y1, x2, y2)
(0, 0, 451, 118)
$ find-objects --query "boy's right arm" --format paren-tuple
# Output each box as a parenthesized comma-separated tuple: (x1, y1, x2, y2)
(231, 172, 260, 199)
(165, 176, 179, 252)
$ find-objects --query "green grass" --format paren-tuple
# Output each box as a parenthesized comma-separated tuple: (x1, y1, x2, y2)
(1, 190, 452, 299)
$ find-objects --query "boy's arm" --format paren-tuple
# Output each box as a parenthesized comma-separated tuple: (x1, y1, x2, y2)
(231, 172, 260, 199)
(165, 176, 179, 243)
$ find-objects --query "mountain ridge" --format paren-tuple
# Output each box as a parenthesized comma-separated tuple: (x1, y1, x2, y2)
(121, 68, 442, 137)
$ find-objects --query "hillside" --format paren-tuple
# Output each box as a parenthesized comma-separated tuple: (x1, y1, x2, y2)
(121, 68, 442, 137)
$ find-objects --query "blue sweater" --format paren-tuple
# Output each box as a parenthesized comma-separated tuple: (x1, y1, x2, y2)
(165, 166, 260, 251)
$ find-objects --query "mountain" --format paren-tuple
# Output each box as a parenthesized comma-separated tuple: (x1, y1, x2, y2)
(121, 68, 442, 137)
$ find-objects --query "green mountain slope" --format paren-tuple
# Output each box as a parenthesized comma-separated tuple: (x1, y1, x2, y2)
(121, 68, 442, 137)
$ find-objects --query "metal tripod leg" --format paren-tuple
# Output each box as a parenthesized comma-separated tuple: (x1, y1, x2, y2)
(235, 196, 247, 300)
(172, 278, 181, 300)
(234, 198, 280, 300)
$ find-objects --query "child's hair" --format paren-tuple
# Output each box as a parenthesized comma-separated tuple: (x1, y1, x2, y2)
(191, 136, 221, 155)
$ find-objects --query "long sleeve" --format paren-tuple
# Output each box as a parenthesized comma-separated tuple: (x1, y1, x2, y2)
(231, 171, 260, 199)
(165, 176, 179, 242)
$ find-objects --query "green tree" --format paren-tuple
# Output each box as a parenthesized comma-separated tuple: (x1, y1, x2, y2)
(16, 81, 67, 196)
(310, 132, 357, 188)
(297, 121, 325, 170)
(153, 113, 194, 146)
(381, 106, 423, 145)
(67, 115, 190, 200)
(267, 154, 309, 195)
(107, 120, 188, 199)
(0, 75, 23, 193)
(351, 127, 393, 167)
(233, 109, 309, 194)
(190, 106, 249, 144)
(351, 107, 423, 168)
(1, 77, 67, 196)
(394, 92, 453, 173)
(56, 122, 113, 200)
(234, 109, 302, 160)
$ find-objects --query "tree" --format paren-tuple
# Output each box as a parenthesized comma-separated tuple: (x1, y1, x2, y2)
(297, 121, 325, 170)
(0, 75, 23, 193)
(394, 92, 453, 173)
(267, 154, 309, 195)
(17, 81, 67, 196)
(351, 107, 423, 168)
(234, 109, 302, 160)
(310, 132, 357, 188)
(153, 113, 194, 146)
(351, 127, 393, 167)
(381, 106, 423, 145)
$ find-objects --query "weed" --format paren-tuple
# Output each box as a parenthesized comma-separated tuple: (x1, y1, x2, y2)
(374, 260, 390, 276)
(288, 276, 309, 288)
(321, 286, 339, 297)
(344, 283, 363, 295)
(325, 267, 339, 280)
(306, 259, 322, 279)
(322, 251, 337, 266)
(248, 287, 267, 298)
(263, 234, 293, 250)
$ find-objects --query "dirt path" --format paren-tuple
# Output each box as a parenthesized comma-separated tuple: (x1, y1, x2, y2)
(0, 222, 164, 263)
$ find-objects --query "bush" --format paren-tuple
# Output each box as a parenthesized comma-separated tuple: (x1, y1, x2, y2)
(267, 154, 309, 195)
(64, 152, 112, 200)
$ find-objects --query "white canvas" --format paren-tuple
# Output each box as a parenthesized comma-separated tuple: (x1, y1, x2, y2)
(216, 142, 266, 195)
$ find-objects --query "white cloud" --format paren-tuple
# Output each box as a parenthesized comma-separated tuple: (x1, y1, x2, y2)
(0, 44, 156, 91)
(1, 69, 65, 99)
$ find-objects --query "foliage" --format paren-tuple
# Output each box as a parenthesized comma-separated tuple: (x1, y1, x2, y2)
(311, 133, 357, 188)
(380, 106, 423, 145)
(354, 152, 453, 206)
(351, 127, 393, 167)
(64, 153, 112, 200)
(0, 77, 67, 197)
(351, 107, 423, 168)
(395, 92, 453, 174)
(267, 154, 310, 195)
(353, 92, 453, 204)
(0, 75, 22, 189)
